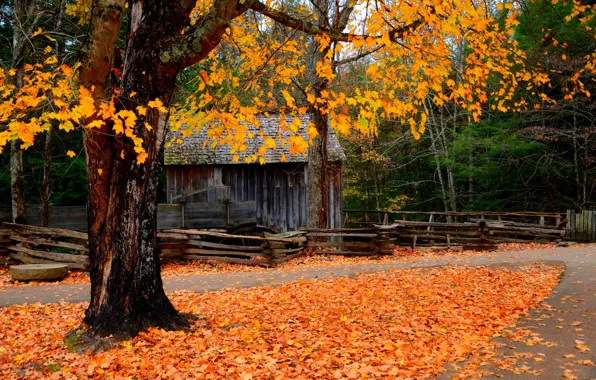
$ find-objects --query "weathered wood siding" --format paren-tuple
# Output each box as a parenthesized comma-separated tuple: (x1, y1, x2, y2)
(166, 163, 343, 232)
(0, 203, 256, 231)
(566, 209, 596, 242)
(0, 206, 88, 231)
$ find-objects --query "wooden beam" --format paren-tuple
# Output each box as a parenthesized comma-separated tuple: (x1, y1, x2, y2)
(7, 245, 89, 265)
(2, 222, 88, 240)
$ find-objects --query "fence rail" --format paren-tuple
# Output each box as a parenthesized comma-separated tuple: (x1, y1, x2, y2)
(0, 222, 305, 268)
(344, 210, 566, 228)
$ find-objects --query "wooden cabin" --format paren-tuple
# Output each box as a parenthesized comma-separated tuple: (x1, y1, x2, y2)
(164, 115, 346, 232)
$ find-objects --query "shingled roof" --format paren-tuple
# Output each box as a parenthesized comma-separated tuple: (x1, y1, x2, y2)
(164, 115, 346, 165)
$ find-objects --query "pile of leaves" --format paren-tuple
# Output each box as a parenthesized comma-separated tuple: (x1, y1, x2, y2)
(0, 264, 561, 378)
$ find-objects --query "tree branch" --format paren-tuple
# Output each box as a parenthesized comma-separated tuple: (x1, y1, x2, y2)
(250, 0, 424, 43)
(158, 0, 250, 70)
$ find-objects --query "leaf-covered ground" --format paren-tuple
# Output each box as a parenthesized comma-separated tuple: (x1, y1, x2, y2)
(0, 242, 560, 289)
(0, 264, 562, 379)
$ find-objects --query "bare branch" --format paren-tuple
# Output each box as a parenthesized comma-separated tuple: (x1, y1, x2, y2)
(250, 0, 424, 43)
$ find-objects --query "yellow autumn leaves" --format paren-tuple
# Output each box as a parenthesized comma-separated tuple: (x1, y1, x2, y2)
(3, 0, 595, 165)
(0, 61, 167, 165)
(0, 63, 82, 151)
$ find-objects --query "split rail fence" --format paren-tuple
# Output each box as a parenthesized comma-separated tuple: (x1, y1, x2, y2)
(0, 209, 576, 270)
(0, 223, 306, 268)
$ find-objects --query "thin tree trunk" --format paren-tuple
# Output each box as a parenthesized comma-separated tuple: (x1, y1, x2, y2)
(305, 0, 331, 229)
(10, 140, 26, 224)
(440, 107, 457, 213)
(40, 0, 67, 227)
(40, 127, 52, 227)
(305, 0, 354, 229)
(468, 148, 474, 204)
(572, 107, 582, 206)
(446, 165, 457, 212)
(373, 163, 381, 211)
(426, 103, 450, 215)
(40, 1, 66, 227)
(9, 0, 31, 225)
(306, 111, 330, 228)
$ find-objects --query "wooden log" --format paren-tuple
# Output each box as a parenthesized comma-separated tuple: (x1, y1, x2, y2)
(268, 231, 307, 238)
(9, 253, 87, 269)
(386, 221, 479, 229)
(181, 255, 269, 266)
(484, 224, 566, 235)
(157, 232, 191, 240)
(300, 227, 378, 233)
(9, 235, 88, 253)
(160, 228, 305, 243)
(159, 249, 184, 258)
(2, 222, 88, 240)
(271, 251, 306, 263)
(187, 240, 263, 252)
(270, 247, 305, 255)
(395, 229, 484, 237)
(305, 232, 378, 238)
(487, 230, 564, 238)
(7, 245, 89, 265)
(306, 241, 376, 248)
(345, 210, 564, 217)
(312, 250, 378, 256)
(470, 219, 563, 230)
(416, 246, 463, 252)
(183, 248, 265, 257)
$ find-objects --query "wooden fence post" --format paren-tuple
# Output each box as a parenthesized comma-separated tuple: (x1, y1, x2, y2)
(180, 200, 185, 229)
(224, 199, 231, 228)
(262, 240, 274, 266)
(569, 210, 576, 241)
(592, 210, 596, 242)
(478, 219, 487, 247)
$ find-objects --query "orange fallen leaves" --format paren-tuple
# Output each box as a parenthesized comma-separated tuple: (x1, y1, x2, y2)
(0, 264, 561, 379)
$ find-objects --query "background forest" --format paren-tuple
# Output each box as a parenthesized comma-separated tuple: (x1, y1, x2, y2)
(1, 0, 594, 213)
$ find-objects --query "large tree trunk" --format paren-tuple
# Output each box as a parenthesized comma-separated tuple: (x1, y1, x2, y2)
(79, 0, 245, 337)
(79, 0, 193, 338)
